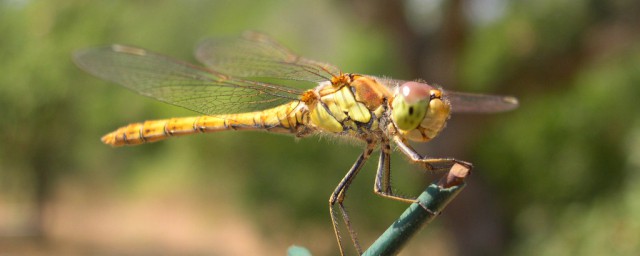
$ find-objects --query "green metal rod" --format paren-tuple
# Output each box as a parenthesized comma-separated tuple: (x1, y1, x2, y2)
(362, 164, 469, 256)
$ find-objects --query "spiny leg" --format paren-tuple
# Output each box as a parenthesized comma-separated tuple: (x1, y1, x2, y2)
(393, 136, 473, 172)
(374, 137, 473, 216)
(373, 138, 415, 204)
(330, 142, 376, 256)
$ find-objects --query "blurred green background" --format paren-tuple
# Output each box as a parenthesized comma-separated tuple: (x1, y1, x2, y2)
(1, 0, 640, 255)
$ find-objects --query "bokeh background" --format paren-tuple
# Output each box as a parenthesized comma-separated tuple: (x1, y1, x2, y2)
(2, 0, 640, 255)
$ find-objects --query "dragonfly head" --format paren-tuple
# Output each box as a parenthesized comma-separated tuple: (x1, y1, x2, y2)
(391, 81, 450, 141)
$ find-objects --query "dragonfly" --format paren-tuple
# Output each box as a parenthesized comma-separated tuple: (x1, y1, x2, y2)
(73, 31, 518, 255)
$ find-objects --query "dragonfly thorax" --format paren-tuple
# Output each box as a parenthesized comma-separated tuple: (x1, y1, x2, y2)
(391, 81, 450, 142)
(305, 75, 392, 138)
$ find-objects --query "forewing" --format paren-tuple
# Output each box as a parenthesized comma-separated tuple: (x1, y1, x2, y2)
(73, 45, 303, 115)
(195, 31, 341, 83)
(378, 78, 518, 113)
(444, 90, 519, 113)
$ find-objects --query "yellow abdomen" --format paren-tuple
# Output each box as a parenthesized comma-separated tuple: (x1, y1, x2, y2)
(102, 101, 307, 146)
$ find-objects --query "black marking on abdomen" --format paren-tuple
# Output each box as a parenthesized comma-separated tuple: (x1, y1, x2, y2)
(194, 117, 205, 133)
(163, 121, 174, 136)
(139, 127, 147, 142)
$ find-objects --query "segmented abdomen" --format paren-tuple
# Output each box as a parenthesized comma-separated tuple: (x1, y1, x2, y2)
(101, 101, 307, 146)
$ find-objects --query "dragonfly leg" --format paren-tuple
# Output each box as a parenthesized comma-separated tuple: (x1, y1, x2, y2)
(373, 138, 416, 203)
(393, 136, 473, 172)
(329, 142, 376, 256)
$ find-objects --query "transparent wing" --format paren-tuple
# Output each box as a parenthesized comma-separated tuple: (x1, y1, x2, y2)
(444, 90, 519, 113)
(195, 31, 341, 83)
(378, 77, 518, 113)
(73, 44, 304, 115)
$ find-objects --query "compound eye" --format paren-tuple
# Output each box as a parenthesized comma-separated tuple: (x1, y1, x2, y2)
(399, 81, 433, 104)
(392, 82, 432, 130)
